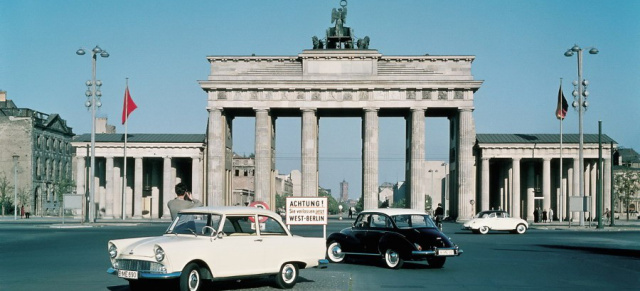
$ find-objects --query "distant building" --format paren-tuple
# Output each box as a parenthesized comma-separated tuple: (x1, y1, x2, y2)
(340, 179, 349, 202)
(378, 182, 393, 205)
(0, 91, 75, 216)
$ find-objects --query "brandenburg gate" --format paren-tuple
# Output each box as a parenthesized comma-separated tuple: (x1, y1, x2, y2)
(198, 2, 483, 219)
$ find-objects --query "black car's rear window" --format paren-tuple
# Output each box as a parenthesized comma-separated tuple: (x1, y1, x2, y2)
(393, 214, 437, 229)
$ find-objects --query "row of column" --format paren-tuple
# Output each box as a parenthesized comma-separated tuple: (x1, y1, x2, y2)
(76, 155, 203, 219)
(479, 156, 612, 221)
(207, 107, 477, 219)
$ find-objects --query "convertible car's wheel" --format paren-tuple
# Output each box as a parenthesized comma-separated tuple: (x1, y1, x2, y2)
(478, 226, 490, 234)
(427, 257, 447, 268)
(383, 248, 404, 269)
(327, 241, 345, 263)
(180, 263, 203, 291)
(515, 224, 527, 234)
(274, 262, 298, 289)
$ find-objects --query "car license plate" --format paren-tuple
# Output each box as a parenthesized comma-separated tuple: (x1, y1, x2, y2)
(438, 249, 455, 256)
(118, 270, 138, 280)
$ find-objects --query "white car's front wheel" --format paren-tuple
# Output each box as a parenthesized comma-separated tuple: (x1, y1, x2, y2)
(274, 262, 298, 289)
(180, 263, 203, 291)
(516, 224, 527, 234)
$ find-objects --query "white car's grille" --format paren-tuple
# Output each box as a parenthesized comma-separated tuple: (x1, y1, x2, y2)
(117, 259, 165, 273)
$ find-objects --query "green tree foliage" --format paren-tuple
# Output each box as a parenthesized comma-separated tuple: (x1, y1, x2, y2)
(613, 168, 640, 221)
(425, 195, 433, 212)
(392, 198, 406, 208)
(0, 173, 14, 216)
(318, 188, 342, 214)
(53, 178, 76, 216)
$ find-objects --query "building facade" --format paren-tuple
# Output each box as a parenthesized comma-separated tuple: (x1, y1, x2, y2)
(475, 134, 616, 221)
(71, 133, 206, 219)
(1, 91, 75, 216)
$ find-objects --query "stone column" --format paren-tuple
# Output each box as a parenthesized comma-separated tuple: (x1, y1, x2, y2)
(76, 156, 86, 195)
(457, 108, 476, 219)
(408, 108, 425, 211)
(481, 157, 490, 212)
(105, 156, 114, 218)
(255, 108, 273, 203)
(512, 157, 521, 218)
(134, 157, 143, 218)
(191, 156, 202, 202)
(589, 161, 597, 219)
(526, 162, 535, 221)
(162, 157, 172, 219)
(542, 157, 551, 213)
(301, 108, 318, 197)
(603, 157, 612, 212)
(362, 108, 379, 210)
(207, 107, 226, 206)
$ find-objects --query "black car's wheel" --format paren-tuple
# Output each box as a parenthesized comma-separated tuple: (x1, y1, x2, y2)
(383, 248, 404, 269)
(427, 256, 446, 268)
(515, 224, 527, 234)
(327, 241, 345, 263)
(274, 262, 298, 289)
(180, 263, 203, 291)
(478, 225, 489, 234)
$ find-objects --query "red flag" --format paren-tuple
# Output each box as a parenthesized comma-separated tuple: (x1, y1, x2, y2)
(555, 85, 568, 120)
(121, 86, 137, 124)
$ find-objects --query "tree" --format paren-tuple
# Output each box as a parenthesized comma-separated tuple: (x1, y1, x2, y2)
(392, 198, 406, 209)
(0, 173, 16, 216)
(53, 178, 76, 216)
(613, 168, 640, 221)
(425, 195, 433, 212)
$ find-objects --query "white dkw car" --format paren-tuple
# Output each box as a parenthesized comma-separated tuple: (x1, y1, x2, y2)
(107, 206, 328, 291)
(462, 210, 529, 234)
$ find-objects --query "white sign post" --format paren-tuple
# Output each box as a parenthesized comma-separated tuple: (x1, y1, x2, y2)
(285, 197, 328, 238)
(63, 194, 84, 224)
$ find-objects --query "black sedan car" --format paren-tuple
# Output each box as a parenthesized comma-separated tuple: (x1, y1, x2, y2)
(326, 209, 462, 269)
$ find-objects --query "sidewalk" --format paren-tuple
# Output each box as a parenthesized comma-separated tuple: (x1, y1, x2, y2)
(529, 218, 640, 231)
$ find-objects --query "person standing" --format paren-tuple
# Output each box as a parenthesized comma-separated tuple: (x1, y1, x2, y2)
(168, 183, 203, 221)
(20, 205, 24, 219)
(348, 207, 353, 219)
(542, 209, 548, 223)
(534, 208, 540, 223)
(548, 208, 554, 223)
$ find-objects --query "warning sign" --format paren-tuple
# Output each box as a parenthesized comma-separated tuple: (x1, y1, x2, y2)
(285, 197, 328, 225)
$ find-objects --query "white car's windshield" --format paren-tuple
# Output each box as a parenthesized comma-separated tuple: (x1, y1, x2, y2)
(166, 213, 222, 235)
(392, 214, 437, 229)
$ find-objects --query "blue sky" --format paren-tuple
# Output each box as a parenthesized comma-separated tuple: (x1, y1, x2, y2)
(2, 0, 639, 199)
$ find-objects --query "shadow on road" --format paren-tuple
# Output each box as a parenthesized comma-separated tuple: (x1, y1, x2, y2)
(538, 244, 640, 259)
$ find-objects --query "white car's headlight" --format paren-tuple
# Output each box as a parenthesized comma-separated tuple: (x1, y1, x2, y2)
(154, 245, 165, 262)
(108, 243, 118, 259)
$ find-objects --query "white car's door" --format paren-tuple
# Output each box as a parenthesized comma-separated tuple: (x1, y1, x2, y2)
(493, 212, 511, 230)
(255, 215, 293, 273)
(207, 215, 264, 278)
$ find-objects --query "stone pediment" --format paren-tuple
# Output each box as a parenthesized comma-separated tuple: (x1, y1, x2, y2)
(42, 114, 74, 136)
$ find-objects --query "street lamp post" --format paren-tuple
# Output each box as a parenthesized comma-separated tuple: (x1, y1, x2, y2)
(77, 45, 109, 223)
(564, 44, 598, 227)
(13, 155, 19, 220)
(441, 163, 448, 216)
(429, 169, 438, 211)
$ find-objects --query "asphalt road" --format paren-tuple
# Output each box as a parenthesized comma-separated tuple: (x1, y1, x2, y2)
(0, 219, 639, 291)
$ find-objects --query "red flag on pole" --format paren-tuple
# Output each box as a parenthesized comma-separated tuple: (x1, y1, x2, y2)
(555, 84, 568, 120)
(121, 86, 137, 124)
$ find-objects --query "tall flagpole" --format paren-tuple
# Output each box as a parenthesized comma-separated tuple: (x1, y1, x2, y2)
(122, 78, 128, 220)
(559, 78, 564, 222)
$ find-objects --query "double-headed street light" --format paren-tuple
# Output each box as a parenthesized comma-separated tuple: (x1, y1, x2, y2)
(564, 44, 598, 227)
(77, 45, 109, 223)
